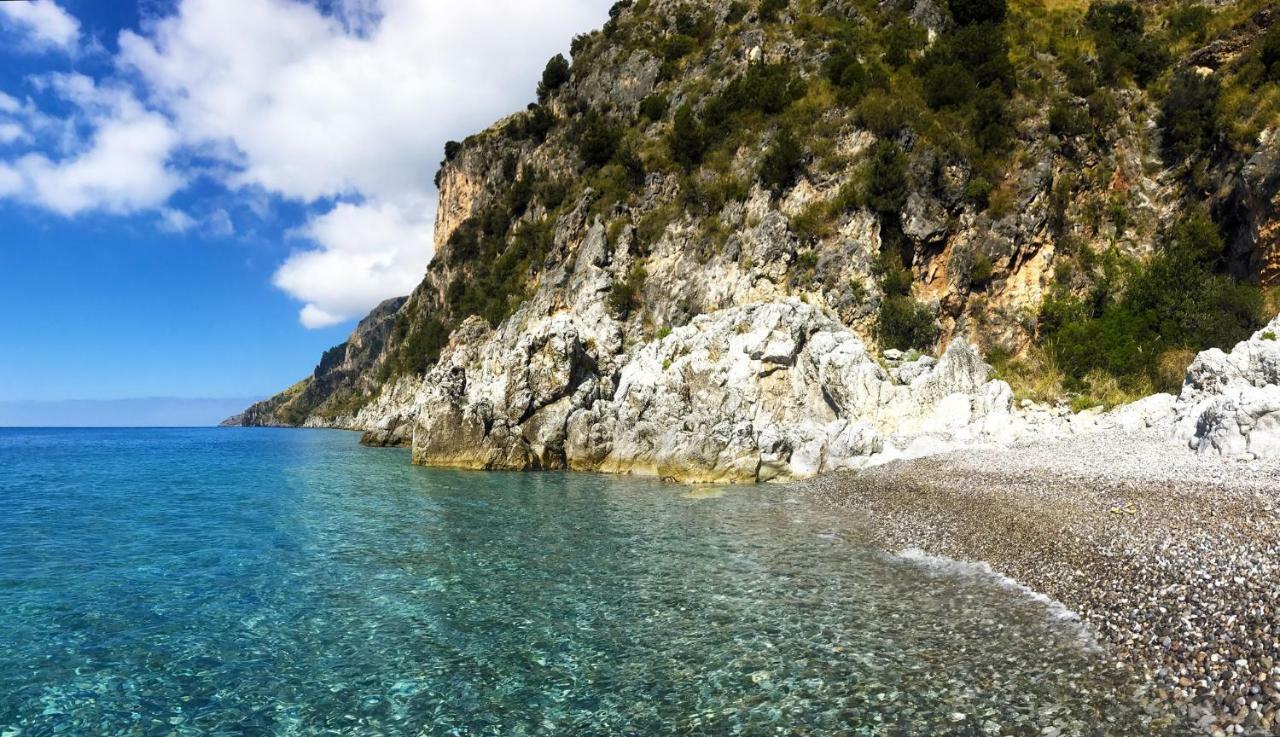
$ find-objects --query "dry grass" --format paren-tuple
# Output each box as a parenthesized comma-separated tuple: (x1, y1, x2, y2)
(991, 346, 1067, 405)
(1262, 286, 1280, 322)
(1071, 371, 1154, 413)
(1155, 348, 1196, 395)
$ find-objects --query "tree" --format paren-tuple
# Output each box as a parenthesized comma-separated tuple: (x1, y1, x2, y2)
(947, 0, 1006, 26)
(759, 128, 804, 196)
(669, 104, 707, 168)
(1159, 69, 1220, 164)
(537, 54, 571, 102)
(866, 140, 909, 216)
(577, 112, 621, 168)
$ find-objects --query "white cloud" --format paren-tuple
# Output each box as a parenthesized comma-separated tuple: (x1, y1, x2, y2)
(0, 0, 80, 52)
(115, 0, 612, 326)
(0, 0, 613, 327)
(157, 208, 197, 233)
(2, 76, 182, 216)
(0, 163, 20, 196)
(273, 199, 434, 328)
(0, 123, 22, 144)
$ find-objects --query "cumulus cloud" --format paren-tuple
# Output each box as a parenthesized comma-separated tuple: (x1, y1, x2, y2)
(157, 208, 197, 233)
(1, 0, 613, 327)
(116, 0, 611, 326)
(2, 75, 183, 216)
(0, 0, 80, 52)
(273, 199, 434, 327)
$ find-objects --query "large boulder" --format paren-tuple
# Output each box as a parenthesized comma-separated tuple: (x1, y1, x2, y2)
(1174, 316, 1280, 458)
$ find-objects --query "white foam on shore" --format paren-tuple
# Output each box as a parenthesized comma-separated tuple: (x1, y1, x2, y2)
(891, 547, 1101, 652)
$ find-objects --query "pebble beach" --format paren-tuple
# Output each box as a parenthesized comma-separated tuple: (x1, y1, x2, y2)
(802, 430, 1280, 736)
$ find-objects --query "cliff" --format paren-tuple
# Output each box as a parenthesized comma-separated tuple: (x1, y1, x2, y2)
(233, 0, 1280, 481)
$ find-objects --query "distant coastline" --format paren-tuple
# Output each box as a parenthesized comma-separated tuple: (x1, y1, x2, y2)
(0, 397, 263, 428)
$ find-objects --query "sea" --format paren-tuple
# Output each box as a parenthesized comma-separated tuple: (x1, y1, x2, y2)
(0, 428, 1188, 736)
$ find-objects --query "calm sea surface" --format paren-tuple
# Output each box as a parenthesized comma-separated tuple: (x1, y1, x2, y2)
(0, 428, 1186, 736)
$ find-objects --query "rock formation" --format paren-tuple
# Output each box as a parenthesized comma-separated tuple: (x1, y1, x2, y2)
(230, 0, 1280, 482)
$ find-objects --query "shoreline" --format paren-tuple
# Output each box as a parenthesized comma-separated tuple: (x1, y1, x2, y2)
(798, 429, 1280, 736)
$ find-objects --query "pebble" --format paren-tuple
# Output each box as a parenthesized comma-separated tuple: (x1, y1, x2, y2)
(800, 428, 1280, 736)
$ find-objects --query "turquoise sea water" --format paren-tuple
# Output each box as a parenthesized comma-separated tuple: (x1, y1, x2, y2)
(0, 428, 1185, 736)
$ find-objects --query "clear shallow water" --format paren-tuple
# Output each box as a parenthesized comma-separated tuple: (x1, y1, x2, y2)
(0, 428, 1186, 737)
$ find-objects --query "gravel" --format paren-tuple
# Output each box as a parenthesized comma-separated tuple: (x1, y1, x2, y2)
(798, 429, 1280, 736)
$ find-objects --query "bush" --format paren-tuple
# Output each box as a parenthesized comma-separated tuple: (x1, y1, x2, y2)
(884, 20, 926, 68)
(964, 177, 994, 208)
(662, 34, 697, 63)
(1049, 100, 1091, 138)
(577, 112, 622, 168)
(669, 104, 708, 167)
(856, 89, 909, 135)
(924, 64, 977, 109)
(608, 264, 647, 318)
(865, 140, 909, 216)
(1159, 69, 1221, 163)
(1047, 209, 1263, 388)
(947, 0, 1006, 26)
(1085, 2, 1168, 87)
(972, 87, 1013, 151)
(878, 295, 938, 350)
(759, 128, 804, 196)
(1263, 26, 1280, 82)
(759, 0, 787, 23)
(506, 105, 556, 143)
(537, 54, 571, 102)
(639, 94, 669, 122)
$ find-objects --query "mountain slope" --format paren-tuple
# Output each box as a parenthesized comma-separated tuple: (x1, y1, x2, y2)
(234, 0, 1280, 478)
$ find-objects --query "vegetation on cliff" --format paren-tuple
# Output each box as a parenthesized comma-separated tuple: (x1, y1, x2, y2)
(239, 0, 1280, 426)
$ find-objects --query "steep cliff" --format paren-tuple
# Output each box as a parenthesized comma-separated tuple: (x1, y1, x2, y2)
(234, 0, 1280, 480)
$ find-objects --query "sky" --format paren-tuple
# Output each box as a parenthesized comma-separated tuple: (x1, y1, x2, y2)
(0, 0, 613, 423)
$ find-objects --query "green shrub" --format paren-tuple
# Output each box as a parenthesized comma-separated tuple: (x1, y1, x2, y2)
(947, 0, 1006, 26)
(1059, 55, 1097, 98)
(662, 34, 697, 63)
(865, 140, 909, 216)
(924, 64, 977, 109)
(759, 0, 787, 23)
(1263, 26, 1280, 82)
(965, 177, 994, 208)
(884, 20, 926, 68)
(972, 87, 1013, 152)
(1049, 100, 1091, 138)
(726, 2, 749, 23)
(639, 94, 669, 122)
(669, 104, 708, 167)
(856, 89, 909, 135)
(1085, 2, 1168, 87)
(1047, 209, 1263, 388)
(1160, 69, 1220, 164)
(537, 54, 571, 102)
(609, 264, 647, 318)
(1164, 3, 1212, 43)
(878, 295, 938, 350)
(1263, 331, 1278, 341)
(759, 128, 804, 196)
(577, 112, 622, 168)
(874, 248, 914, 296)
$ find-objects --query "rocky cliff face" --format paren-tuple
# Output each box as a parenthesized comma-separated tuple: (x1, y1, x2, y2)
(234, 0, 1280, 481)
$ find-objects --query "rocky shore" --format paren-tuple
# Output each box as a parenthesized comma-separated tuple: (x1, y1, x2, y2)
(802, 430, 1280, 736)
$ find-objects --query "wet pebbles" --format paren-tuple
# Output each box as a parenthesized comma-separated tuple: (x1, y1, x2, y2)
(802, 431, 1280, 736)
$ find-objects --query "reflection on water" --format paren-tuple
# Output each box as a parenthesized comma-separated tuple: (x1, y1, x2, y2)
(0, 428, 1186, 736)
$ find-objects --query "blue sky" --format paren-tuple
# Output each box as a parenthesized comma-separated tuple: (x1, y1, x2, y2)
(0, 0, 612, 420)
